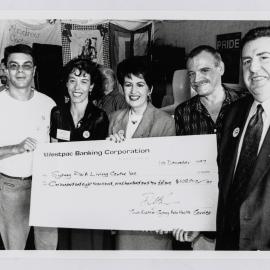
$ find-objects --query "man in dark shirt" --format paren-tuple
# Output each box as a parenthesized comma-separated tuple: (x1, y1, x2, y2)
(174, 45, 246, 147)
(173, 45, 246, 249)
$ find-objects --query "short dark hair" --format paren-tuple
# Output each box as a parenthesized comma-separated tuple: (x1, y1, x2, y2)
(187, 45, 222, 66)
(117, 56, 153, 89)
(241, 26, 270, 51)
(3, 44, 35, 66)
(63, 57, 102, 101)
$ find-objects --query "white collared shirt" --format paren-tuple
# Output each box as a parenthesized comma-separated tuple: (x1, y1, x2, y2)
(235, 98, 270, 169)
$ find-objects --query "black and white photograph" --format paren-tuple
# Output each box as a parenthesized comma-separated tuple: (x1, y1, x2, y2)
(1, 0, 270, 269)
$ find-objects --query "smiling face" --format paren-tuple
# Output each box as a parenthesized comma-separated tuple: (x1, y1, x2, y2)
(187, 51, 224, 97)
(123, 73, 152, 111)
(66, 69, 94, 104)
(242, 37, 270, 102)
(6, 53, 35, 90)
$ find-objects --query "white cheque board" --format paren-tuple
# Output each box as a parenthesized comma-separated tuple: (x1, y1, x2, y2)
(29, 135, 219, 231)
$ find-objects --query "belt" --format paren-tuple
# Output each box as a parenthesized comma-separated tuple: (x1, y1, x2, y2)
(0, 172, 32, 181)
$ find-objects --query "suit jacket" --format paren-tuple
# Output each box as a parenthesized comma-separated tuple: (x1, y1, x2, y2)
(109, 102, 175, 138)
(108, 103, 175, 249)
(216, 95, 270, 250)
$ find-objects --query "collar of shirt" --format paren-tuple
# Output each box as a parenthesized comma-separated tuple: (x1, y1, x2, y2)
(195, 85, 228, 116)
(64, 101, 94, 129)
(223, 86, 234, 106)
(248, 98, 270, 128)
(235, 97, 270, 172)
(193, 85, 240, 117)
(255, 98, 270, 119)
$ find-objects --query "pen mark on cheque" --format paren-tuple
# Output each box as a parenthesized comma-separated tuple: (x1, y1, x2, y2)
(140, 192, 180, 207)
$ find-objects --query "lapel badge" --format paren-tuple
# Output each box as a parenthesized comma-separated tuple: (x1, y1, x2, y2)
(232, 127, 240, 138)
(83, 131, 90, 139)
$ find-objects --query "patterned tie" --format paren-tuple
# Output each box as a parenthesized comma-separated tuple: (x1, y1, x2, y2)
(225, 104, 264, 249)
(233, 104, 264, 197)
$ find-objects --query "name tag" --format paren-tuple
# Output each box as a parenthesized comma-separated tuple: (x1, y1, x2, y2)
(56, 129, 70, 141)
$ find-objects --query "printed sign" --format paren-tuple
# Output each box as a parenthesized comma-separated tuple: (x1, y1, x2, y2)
(216, 32, 241, 84)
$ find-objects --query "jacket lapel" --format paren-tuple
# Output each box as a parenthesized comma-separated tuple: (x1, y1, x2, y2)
(132, 103, 155, 138)
(245, 126, 270, 197)
(112, 109, 129, 135)
(221, 97, 253, 202)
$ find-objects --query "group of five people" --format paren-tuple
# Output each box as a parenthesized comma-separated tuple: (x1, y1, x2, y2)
(0, 25, 269, 250)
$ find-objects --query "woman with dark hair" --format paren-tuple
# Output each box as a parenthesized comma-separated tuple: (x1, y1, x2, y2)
(108, 56, 175, 250)
(50, 57, 109, 249)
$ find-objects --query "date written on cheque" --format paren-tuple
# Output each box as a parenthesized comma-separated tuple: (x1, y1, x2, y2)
(158, 159, 207, 166)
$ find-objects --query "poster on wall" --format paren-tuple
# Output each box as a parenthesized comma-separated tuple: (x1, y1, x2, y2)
(216, 32, 241, 84)
(69, 30, 101, 63)
(61, 23, 110, 66)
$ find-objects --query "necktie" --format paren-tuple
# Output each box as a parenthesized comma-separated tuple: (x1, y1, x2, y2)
(233, 104, 264, 196)
(225, 104, 264, 249)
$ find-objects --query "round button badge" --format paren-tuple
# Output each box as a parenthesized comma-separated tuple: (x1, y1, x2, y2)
(232, 127, 240, 138)
(83, 131, 90, 139)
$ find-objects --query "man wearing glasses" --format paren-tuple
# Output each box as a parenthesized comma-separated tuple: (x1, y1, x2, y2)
(0, 44, 57, 249)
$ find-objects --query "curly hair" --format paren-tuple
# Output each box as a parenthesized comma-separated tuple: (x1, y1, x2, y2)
(63, 57, 102, 101)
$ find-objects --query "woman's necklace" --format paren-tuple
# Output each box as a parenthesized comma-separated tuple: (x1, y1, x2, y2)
(71, 111, 84, 128)
(129, 110, 143, 125)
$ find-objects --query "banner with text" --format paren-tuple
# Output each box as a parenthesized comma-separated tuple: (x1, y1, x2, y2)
(216, 32, 241, 84)
(0, 20, 61, 59)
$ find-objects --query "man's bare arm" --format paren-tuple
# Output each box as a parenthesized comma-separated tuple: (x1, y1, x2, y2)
(0, 137, 37, 160)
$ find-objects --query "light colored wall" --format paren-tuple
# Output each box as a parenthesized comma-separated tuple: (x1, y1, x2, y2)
(155, 20, 270, 52)
(154, 20, 270, 88)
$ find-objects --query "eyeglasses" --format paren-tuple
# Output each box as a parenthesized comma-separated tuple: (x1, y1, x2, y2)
(7, 63, 34, 71)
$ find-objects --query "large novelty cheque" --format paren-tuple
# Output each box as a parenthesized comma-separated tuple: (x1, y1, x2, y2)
(30, 135, 218, 231)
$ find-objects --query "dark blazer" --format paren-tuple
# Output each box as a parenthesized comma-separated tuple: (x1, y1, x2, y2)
(216, 94, 270, 250)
